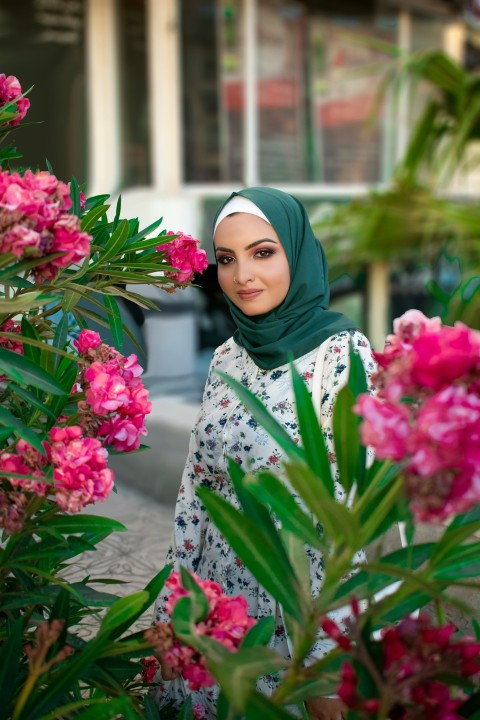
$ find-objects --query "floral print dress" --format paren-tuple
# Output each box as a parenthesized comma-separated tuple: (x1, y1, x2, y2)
(153, 330, 376, 715)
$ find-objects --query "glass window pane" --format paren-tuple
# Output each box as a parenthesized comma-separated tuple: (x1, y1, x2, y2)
(257, 1, 397, 184)
(180, 0, 244, 182)
(0, 0, 87, 183)
(117, 0, 151, 187)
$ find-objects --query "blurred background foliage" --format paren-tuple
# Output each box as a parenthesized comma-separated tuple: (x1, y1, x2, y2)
(313, 49, 480, 329)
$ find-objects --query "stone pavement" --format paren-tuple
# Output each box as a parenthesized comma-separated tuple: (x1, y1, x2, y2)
(64, 481, 176, 635)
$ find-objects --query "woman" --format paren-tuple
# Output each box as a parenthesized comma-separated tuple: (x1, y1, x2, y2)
(153, 187, 376, 719)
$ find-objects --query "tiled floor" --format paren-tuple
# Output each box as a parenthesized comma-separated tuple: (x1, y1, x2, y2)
(64, 482, 175, 636)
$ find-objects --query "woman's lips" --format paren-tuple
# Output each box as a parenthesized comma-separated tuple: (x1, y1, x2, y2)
(237, 289, 263, 300)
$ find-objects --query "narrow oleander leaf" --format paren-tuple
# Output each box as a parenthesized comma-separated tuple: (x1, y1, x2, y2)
(98, 592, 149, 639)
(0, 618, 23, 720)
(290, 361, 335, 497)
(240, 616, 275, 649)
(332, 384, 359, 494)
(207, 648, 288, 713)
(0, 406, 46, 454)
(197, 486, 305, 621)
(81, 204, 110, 233)
(245, 470, 325, 552)
(103, 294, 123, 350)
(217, 370, 305, 462)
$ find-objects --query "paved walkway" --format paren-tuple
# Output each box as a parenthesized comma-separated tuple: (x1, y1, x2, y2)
(65, 482, 176, 636)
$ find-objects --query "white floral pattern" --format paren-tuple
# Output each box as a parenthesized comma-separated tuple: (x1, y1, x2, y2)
(153, 330, 376, 715)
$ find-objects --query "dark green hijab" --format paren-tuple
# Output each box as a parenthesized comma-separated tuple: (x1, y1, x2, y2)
(213, 187, 356, 370)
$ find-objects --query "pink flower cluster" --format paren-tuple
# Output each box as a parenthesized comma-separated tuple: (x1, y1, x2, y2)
(355, 310, 480, 522)
(141, 656, 159, 684)
(0, 425, 114, 532)
(74, 329, 151, 452)
(0, 319, 23, 382)
(158, 231, 208, 284)
(47, 425, 114, 514)
(157, 570, 256, 691)
(0, 73, 30, 126)
(0, 168, 91, 282)
(0, 319, 23, 355)
(324, 612, 480, 720)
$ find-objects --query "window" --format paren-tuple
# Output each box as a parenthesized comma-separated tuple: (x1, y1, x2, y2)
(117, 0, 151, 187)
(0, 0, 87, 183)
(180, 0, 398, 184)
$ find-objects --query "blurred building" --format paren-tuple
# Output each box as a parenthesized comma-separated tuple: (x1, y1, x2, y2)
(0, 0, 470, 388)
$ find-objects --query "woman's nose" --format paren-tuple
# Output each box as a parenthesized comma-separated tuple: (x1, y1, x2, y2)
(234, 260, 254, 285)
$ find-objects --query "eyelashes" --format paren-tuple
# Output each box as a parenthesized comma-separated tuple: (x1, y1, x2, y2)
(216, 248, 275, 265)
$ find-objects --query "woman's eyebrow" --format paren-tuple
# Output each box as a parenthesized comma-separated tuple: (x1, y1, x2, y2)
(215, 238, 278, 253)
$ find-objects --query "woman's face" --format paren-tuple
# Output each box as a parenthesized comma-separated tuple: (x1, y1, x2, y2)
(214, 213, 290, 316)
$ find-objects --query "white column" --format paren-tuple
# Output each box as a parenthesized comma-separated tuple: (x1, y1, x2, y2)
(244, 0, 258, 186)
(366, 11, 412, 348)
(146, 0, 182, 192)
(367, 262, 390, 351)
(85, 0, 121, 196)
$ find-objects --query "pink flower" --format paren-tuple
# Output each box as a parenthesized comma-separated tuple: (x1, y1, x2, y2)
(0, 451, 48, 496)
(410, 323, 480, 391)
(356, 311, 480, 522)
(97, 414, 147, 452)
(84, 362, 130, 414)
(333, 613, 480, 719)
(0, 73, 30, 125)
(49, 425, 114, 513)
(0, 319, 24, 355)
(162, 570, 256, 690)
(141, 656, 159, 684)
(159, 231, 208, 284)
(0, 489, 28, 534)
(355, 395, 411, 461)
(73, 329, 102, 355)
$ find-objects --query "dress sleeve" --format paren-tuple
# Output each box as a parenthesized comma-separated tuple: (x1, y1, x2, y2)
(152, 355, 218, 624)
(306, 331, 376, 663)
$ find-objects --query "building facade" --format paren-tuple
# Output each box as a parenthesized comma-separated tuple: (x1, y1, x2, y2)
(0, 0, 470, 373)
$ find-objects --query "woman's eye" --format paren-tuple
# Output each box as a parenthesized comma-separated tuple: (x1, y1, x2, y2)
(255, 248, 274, 258)
(217, 255, 233, 265)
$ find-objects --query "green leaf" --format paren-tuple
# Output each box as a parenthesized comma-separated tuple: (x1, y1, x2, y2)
(180, 566, 210, 620)
(334, 543, 435, 602)
(176, 696, 194, 719)
(216, 370, 305, 462)
(207, 647, 288, 712)
(81, 204, 110, 233)
(11, 383, 58, 421)
(125, 217, 164, 245)
(40, 697, 136, 720)
(20, 316, 41, 365)
(284, 461, 359, 550)
(290, 362, 334, 496)
(0, 346, 66, 394)
(62, 288, 82, 312)
(332, 384, 359, 494)
(90, 219, 130, 268)
(52, 313, 69, 354)
(240, 616, 275, 649)
(0, 406, 46, 455)
(142, 696, 162, 720)
(111, 565, 173, 639)
(21, 634, 111, 719)
(227, 459, 295, 557)
(245, 470, 325, 552)
(103, 294, 123, 350)
(245, 694, 297, 719)
(0, 291, 59, 313)
(0, 617, 23, 720)
(196, 486, 305, 621)
(70, 176, 81, 216)
(98, 591, 149, 639)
